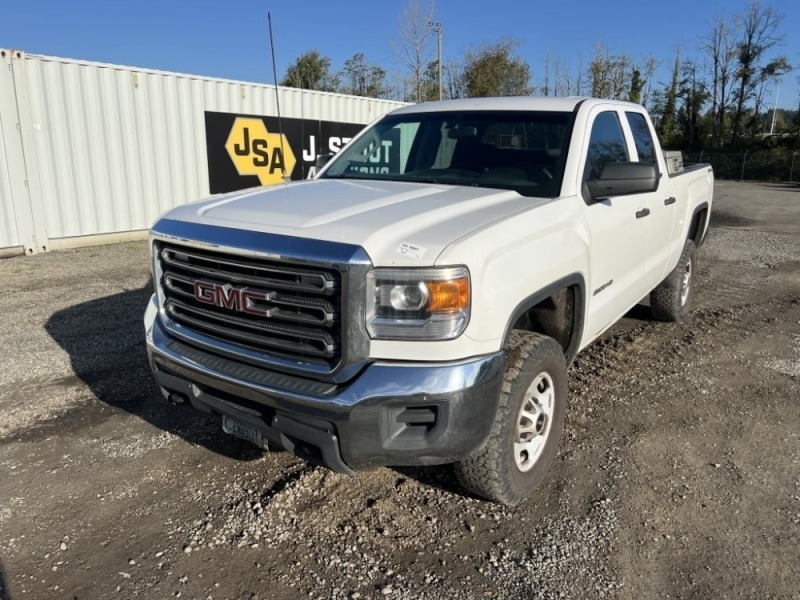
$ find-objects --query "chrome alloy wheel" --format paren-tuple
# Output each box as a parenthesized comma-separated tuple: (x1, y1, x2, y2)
(680, 259, 693, 306)
(514, 372, 555, 472)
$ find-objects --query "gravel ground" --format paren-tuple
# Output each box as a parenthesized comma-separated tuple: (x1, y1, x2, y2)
(0, 180, 798, 600)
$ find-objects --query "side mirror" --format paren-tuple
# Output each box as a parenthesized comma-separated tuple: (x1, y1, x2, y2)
(586, 162, 659, 200)
(315, 153, 334, 169)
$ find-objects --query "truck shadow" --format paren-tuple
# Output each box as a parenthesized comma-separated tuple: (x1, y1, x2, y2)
(42, 285, 497, 497)
(44, 285, 261, 460)
(392, 465, 476, 499)
(763, 182, 800, 191)
(709, 210, 760, 229)
(0, 557, 9, 600)
(622, 303, 652, 323)
(43, 285, 663, 499)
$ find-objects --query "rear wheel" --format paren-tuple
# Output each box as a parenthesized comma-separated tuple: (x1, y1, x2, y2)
(651, 239, 696, 322)
(454, 331, 567, 506)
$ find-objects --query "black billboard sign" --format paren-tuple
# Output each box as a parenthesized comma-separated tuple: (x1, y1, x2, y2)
(204, 110, 365, 194)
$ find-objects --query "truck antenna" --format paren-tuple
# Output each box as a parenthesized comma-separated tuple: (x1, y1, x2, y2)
(267, 12, 289, 182)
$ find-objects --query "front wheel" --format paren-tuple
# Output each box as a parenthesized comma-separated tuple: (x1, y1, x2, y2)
(650, 239, 697, 322)
(454, 331, 567, 506)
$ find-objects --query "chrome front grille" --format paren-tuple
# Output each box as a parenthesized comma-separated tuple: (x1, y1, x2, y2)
(157, 243, 343, 368)
(160, 246, 337, 295)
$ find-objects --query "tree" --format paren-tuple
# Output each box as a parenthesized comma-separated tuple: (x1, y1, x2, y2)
(574, 54, 585, 97)
(394, 0, 437, 102)
(656, 52, 681, 143)
(797, 75, 800, 135)
(280, 50, 339, 92)
(702, 10, 739, 148)
(628, 68, 644, 104)
(543, 50, 551, 96)
(640, 55, 659, 109)
(341, 53, 387, 98)
(383, 72, 410, 102)
(545, 53, 586, 97)
(588, 43, 633, 100)
(677, 60, 710, 148)
(553, 54, 566, 96)
(730, 1, 785, 143)
(589, 43, 612, 98)
(420, 61, 438, 101)
(463, 39, 532, 98)
(751, 56, 792, 136)
(444, 59, 465, 99)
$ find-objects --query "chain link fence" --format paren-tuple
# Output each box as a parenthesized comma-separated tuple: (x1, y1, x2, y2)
(683, 150, 800, 182)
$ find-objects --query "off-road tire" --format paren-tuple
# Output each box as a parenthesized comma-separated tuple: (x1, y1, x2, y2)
(651, 239, 696, 322)
(454, 331, 567, 506)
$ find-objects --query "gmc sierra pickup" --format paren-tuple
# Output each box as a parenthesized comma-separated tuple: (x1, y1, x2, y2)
(144, 97, 713, 505)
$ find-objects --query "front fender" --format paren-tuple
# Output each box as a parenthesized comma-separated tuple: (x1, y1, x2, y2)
(437, 196, 590, 350)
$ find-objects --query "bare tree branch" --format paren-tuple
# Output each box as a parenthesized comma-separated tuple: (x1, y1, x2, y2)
(393, 0, 437, 102)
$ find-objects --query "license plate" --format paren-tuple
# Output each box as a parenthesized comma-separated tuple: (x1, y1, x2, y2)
(222, 416, 269, 450)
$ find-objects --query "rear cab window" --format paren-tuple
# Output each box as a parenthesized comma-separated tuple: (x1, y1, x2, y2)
(625, 111, 657, 166)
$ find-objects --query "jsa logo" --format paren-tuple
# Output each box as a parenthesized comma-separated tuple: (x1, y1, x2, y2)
(225, 117, 296, 186)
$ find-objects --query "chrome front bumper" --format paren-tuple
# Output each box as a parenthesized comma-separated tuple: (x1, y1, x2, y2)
(144, 295, 504, 471)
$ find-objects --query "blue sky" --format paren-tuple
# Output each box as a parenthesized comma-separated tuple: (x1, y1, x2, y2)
(1, 0, 798, 109)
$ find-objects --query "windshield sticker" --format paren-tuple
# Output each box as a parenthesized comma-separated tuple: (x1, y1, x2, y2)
(397, 242, 427, 260)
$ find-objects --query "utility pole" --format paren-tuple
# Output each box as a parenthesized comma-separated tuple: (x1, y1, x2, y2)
(429, 21, 443, 100)
(769, 85, 779, 135)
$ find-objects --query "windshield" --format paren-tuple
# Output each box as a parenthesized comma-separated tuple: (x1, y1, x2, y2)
(321, 110, 575, 198)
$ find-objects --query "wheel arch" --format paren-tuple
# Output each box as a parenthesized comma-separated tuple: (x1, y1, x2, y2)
(687, 202, 710, 248)
(501, 273, 586, 365)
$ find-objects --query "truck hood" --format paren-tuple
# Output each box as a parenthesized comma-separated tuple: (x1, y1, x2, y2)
(162, 179, 547, 266)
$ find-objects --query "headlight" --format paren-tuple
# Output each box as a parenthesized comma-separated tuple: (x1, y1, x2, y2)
(366, 267, 470, 340)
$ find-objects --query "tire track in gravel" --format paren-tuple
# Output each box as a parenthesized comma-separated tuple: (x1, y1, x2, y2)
(161, 288, 799, 600)
(592, 290, 800, 600)
(166, 427, 626, 600)
(2, 184, 799, 600)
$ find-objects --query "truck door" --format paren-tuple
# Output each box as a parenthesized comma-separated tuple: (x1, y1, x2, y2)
(623, 111, 674, 288)
(580, 109, 650, 339)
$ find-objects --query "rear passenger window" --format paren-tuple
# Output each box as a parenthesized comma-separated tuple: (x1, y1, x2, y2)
(625, 112, 657, 165)
(586, 112, 628, 179)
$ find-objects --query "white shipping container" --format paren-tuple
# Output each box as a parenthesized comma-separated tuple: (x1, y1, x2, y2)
(0, 49, 406, 256)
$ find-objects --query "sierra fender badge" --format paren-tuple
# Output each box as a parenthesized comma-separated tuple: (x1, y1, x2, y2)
(593, 279, 614, 296)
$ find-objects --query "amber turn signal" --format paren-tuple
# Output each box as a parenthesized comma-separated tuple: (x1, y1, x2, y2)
(428, 278, 470, 313)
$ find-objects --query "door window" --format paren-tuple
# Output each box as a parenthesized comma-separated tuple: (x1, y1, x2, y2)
(586, 112, 628, 179)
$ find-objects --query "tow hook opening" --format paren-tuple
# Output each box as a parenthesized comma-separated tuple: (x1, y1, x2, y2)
(281, 434, 324, 464)
(382, 401, 448, 448)
(167, 392, 188, 404)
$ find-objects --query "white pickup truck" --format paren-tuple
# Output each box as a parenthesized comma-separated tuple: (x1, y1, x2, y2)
(144, 97, 713, 505)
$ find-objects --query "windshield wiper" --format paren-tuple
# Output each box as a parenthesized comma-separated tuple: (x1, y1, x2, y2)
(323, 173, 443, 184)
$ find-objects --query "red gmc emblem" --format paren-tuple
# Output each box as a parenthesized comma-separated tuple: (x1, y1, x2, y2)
(193, 280, 271, 317)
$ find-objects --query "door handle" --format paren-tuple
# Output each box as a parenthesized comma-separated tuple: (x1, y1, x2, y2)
(664, 197, 676, 206)
(635, 208, 650, 219)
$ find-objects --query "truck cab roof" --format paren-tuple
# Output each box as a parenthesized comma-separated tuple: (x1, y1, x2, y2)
(390, 96, 647, 115)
